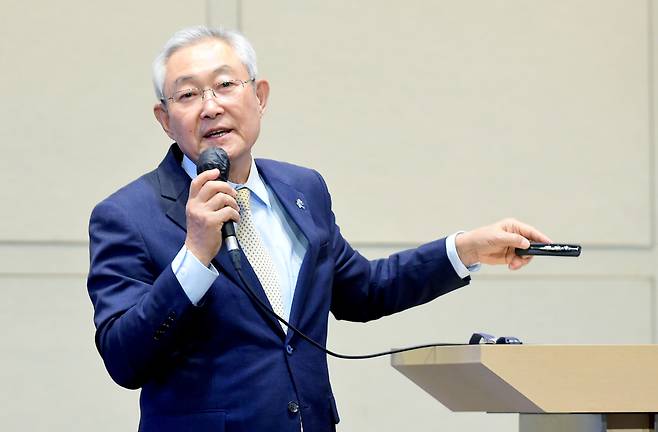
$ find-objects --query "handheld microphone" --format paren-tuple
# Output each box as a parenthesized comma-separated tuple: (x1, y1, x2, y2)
(196, 147, 240, 254)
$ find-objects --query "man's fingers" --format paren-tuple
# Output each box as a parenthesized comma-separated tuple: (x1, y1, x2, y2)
(214, 206, 241, 226)
(190, 206, 240, 232)
(189, 169, 238, 202)
(473, 219, 550, 271)
(206, 191, 240, 213)
(194, 203, 241, 226)
(189, 169, 220, 197)
(504, 219, 552, 244)
(196, 178, 237, 203)
(495, 231, 530, 249)
(508, 254, 532, 270)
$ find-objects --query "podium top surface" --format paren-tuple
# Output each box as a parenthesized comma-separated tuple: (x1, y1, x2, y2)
(391, 345, 658, 413)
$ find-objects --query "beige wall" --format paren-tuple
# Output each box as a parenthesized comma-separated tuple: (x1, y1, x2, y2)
(1, 0, 655, 431)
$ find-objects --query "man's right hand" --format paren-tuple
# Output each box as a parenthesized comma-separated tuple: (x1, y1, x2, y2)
(185, 168, 240, 266)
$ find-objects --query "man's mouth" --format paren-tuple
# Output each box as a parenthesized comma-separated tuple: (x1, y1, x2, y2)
(203, 128, 232, 139)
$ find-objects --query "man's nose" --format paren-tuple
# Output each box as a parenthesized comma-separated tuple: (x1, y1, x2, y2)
(201, 88, 217, 101)
(200, 89, 224, 118)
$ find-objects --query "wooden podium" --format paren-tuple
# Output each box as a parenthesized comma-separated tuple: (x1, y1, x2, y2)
(391, 345, 658, 432)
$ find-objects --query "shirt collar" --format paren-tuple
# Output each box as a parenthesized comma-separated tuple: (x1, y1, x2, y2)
(181, 153, 271, 208)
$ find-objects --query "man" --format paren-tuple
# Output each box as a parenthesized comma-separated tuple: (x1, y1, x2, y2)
(87, 26, 550, 432)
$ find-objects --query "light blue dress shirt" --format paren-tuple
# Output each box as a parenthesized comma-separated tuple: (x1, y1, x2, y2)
(171, 154, 477, 315)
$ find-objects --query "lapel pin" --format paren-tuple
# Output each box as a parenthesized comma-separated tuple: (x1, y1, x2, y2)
(296, 198, 305, 210)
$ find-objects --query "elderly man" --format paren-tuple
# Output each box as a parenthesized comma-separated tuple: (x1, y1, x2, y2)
(87, 26, 550, 432)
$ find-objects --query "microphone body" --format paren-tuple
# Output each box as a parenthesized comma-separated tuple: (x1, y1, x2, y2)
(196, 147, 240, 253)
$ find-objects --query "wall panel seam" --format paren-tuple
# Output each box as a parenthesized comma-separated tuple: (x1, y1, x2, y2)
(237, 0, 242, 31)
(0, 273, 652, 282)
(651, 276, 656, 343)
(2, 241, 656, 250)
(648, 0, 656, 247)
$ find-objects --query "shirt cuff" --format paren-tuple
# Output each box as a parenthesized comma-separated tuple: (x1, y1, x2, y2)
(446, 231, 481, 279)
(171, 245, 219, 305)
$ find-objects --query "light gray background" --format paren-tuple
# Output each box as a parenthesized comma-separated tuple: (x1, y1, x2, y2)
(1, 0, 655, 430)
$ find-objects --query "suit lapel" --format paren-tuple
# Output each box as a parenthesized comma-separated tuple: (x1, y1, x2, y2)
(164, 186, 188, 233)
(158, 144, 190, 232)
(256, 161, 322, 338)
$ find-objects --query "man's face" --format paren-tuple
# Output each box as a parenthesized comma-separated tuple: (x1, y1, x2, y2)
(154, 39, 269, 177)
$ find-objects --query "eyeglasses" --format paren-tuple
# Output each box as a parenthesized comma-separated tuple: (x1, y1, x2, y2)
(164, 78, 255, 106)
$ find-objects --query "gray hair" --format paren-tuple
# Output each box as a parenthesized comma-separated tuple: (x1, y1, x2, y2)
(152, 26, 258, 102)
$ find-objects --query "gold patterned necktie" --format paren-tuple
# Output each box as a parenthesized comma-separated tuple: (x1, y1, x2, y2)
(235, 188, 286, 331)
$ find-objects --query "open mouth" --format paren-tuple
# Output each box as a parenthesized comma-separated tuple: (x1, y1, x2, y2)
(203, 129, 232, 139)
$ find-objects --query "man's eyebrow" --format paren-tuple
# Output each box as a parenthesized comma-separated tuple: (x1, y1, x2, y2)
(172, 65, 236, 88)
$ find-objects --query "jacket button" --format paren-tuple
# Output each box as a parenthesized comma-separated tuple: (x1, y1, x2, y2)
(287, 401, 299, 414)
(286, 344, 294, 355)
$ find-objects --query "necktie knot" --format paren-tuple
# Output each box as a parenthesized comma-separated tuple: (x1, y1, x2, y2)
(236, 188, 251, 213)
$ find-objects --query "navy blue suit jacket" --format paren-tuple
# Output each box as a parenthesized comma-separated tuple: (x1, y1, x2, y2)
(87, 144, 470, 432)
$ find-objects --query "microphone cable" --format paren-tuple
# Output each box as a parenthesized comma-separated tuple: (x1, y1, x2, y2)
(228, 250, 467, 360)
(195, 147, 466, 360)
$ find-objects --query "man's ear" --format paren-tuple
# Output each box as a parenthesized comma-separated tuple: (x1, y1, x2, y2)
(153, 103, 175, 140)
(255, 79, 270, 116)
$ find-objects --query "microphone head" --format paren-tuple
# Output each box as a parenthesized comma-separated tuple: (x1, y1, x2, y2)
(196, 147, 230, 181)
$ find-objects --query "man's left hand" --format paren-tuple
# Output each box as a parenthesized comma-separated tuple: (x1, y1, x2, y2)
(455, 218, 552, 271)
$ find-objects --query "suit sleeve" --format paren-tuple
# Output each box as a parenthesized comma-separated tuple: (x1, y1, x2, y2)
(312, 172, 471, 322)
(87, 199, 196, 389)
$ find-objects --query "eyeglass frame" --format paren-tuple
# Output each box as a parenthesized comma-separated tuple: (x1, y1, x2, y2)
(161, 77, 256, 106)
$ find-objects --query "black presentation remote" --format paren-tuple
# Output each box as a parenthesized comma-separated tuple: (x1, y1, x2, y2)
(515, 243, 581, 257)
